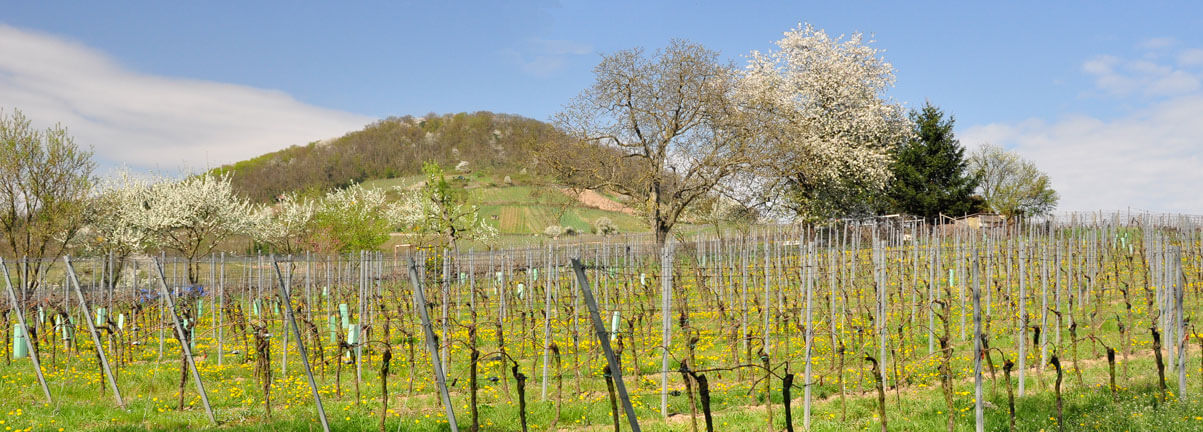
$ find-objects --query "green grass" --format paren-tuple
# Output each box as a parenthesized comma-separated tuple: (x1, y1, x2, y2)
(4, 233, 1200, 431)
(572, 207, 645, 232)
(360, 171, 648, 238)
(473, 186, 574, 207)
(2, 326, 1200, 431)
(477, 203, 646, 236)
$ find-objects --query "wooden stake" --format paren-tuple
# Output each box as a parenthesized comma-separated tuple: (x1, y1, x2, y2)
(571, 258, 641, 432)
(407, 257, 459, 432)
(63, 256, 124, 408)
(0, 258, 52, 403)
(271, 257, 331, 432)
(152, 258, 217, 424)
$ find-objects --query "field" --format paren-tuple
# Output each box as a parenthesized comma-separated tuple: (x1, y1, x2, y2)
(363, 170, 648, 250)
(1, 214, 1202, 431)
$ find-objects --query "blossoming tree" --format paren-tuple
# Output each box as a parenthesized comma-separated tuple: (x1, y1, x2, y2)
(253, 192, 317, 256)
(83, 170, 155, 285)
(139, 173, 259, 283)
(309, 184, 397, 254)
(394, 162, 496, 250)
(739, 24, 912, 219)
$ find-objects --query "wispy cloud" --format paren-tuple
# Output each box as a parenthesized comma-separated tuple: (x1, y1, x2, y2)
(502, 38, 593, 78)
(0, 25, 374, 174)
(1179, 49, 1203, 67)
(1082, 54, 1200, 97)
(962, 44, 1203, 214)
(1138, 36, 1177, 51)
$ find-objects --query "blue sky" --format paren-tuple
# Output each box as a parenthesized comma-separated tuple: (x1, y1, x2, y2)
(2, 1, 1201, 213)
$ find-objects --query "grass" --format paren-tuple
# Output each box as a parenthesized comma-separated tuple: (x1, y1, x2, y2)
(360, 170, 649, 239)
(2, 326, 1200, 431)
(2, 231, 1200, 431)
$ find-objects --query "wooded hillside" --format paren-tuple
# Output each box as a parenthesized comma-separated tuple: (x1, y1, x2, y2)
(211, 111, 569, 202)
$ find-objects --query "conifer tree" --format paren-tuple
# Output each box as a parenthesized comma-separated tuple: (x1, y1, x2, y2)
(887, 102, 980, 220)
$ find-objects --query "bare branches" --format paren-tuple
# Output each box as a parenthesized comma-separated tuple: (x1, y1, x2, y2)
(551, 40, 756, 244)
(969, 143, 1059, 219)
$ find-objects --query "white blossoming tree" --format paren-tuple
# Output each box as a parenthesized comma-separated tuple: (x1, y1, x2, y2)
(740, 23, 912, 219)
(253, 192, 317, 256)
(82, 170, 155, 285)
(394, 162, 496, 249)
(140, 173, 260, 283)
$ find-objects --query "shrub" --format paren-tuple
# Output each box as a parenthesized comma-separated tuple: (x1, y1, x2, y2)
(593, 217, 619, 236)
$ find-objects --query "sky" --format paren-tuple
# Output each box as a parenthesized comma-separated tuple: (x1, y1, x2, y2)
(1, 1, 1201, 214)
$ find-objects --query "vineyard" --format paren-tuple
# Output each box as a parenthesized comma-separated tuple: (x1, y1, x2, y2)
(1, 212, 1202, 431)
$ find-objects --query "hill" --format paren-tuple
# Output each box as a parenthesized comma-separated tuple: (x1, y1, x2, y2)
(212, 111, 649, 238)
(211, 111, 569, 203)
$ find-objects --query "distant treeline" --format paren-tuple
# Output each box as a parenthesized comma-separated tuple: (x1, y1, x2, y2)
(211, 111, 569, 202)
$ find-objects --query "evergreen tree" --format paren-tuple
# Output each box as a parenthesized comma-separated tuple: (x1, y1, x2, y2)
(887, 102, 980, 220)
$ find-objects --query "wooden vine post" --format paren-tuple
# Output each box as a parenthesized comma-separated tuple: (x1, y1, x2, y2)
(271, 258, 331, 432)
(571, 258, 641, 432)
(973, 252, 984, 432)
(0, 258, 52, 403)
(63, 256, 125, 408)
(659, 243, 674, 419)
(152, 258, 217, 425)
(407, 257, 459, 431)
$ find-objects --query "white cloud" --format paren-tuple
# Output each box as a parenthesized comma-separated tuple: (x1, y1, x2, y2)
(502, 38, 593, 77)
(1083, 53, 1201, 97)
(1139, 37, 1177, 51)
(962, 95, 1203, 215)
(1179, 49, 1203, 67)
(0, 25, 374, 174)
(962, 44, 1203, 215)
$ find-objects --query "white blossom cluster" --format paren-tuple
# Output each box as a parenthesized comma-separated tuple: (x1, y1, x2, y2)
(253, 192, 316, 254)
(265, 183, 412, 253)
(85, 171, 256, 259)
(84, 170, 155, 254)
(319, 183, 397, 226)
(739, 23, 913, 217)
(139, 172, 259, 259)
(83, 173, 437, 258)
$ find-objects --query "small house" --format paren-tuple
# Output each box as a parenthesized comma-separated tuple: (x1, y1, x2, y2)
(951, 213, 1006, 229)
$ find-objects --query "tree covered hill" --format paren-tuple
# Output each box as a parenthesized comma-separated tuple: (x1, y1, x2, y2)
(211, 111, 570, 202)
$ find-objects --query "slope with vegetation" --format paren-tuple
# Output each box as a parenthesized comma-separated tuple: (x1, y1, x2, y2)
(360, 170, 644, 238)
(210, 111, 568, 203)
(210, 111, 647, 240)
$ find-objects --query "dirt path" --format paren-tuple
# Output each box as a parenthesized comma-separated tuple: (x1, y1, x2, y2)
(561, 188, 636, 215)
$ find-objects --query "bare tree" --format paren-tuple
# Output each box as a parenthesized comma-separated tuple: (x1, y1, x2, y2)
(968, 143, 1058, 219)
(551, 40, 757, 245)
(0, 108, 95, 295)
